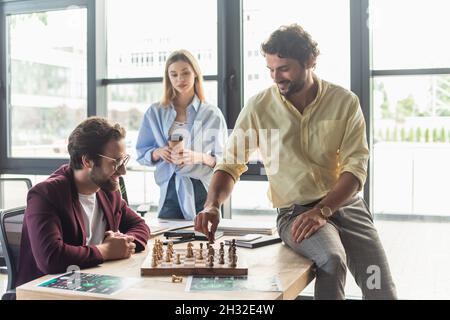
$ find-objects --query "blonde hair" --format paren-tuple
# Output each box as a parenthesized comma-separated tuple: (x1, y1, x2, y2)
(161, 49, 206, 106)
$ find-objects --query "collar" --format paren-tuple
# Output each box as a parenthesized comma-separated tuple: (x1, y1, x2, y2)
(170, 94, 201, 113)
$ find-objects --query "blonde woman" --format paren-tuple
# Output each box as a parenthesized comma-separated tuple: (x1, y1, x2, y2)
(136, 50, 227, 220)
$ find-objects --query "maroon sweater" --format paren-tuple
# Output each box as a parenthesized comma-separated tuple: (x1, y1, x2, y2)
(16, 165, 150, 287)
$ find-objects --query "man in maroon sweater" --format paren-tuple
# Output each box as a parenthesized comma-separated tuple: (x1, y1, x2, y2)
(16, 117, 150, 288)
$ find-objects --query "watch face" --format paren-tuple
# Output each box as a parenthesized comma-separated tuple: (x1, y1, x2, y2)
(322, 206, 333, 217)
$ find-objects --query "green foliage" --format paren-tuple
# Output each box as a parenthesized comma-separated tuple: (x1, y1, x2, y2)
(416, 127, 422, 142)
(400, 127, 407, 141)
(432, 128, 439, 142)
(425, 128, 430, 143)
(408, 128, 414, 142)
(440, 127, 446, 142)
(395, 94, 416, 122)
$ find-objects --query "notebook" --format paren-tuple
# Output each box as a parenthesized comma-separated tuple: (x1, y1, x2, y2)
(217, 219, 277, 236)
(225, 235, 282, 249)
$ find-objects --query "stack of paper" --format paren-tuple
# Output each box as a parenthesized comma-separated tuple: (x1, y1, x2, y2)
(217, 218, 277, 236)
(145, 218, 194, 236)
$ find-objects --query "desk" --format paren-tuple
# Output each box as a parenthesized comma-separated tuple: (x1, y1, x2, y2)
(16, 236, 314, 300)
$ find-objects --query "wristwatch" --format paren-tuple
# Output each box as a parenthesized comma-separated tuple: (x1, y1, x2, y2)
(316, 203, 333, 219)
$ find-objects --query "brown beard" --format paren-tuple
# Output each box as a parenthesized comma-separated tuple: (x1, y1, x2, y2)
(89, 166, 119, 192)
(282, 77, 305, 97)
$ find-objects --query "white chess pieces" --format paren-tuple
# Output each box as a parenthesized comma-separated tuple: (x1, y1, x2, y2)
(219, 252, 225, 265)
(176, 253, 181, 265)
(171, 275, 183, 283)
(151, 253, 158, 267)
(186, 242, 194, 258)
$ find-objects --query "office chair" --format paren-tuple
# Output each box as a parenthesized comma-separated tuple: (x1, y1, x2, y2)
(119, 176, 129, 205)
(118, 176, 150, 217)
(0, 206, 26, 300)
(0, 178, 31, 274)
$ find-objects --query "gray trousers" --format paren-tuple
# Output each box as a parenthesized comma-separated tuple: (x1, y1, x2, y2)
(277, 196, 397, 300)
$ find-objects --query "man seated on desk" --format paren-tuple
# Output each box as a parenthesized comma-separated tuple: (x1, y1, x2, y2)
(16, 117, 150, 288)
(195, 24, 397, 300)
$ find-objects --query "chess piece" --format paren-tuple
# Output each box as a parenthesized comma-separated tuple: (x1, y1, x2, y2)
(151, 253, 158, 267)
(230, 253, 237, 268)
(171, 275, 183, 283)
(208, 246, 215, 257)
(176, 253, 181, 265)
(198, 249, 203, 260)
(208, 255, 214, 267)
(165, 251, 171, 262)
(219, 253, 225, 264)
(219, 242, 224, 255)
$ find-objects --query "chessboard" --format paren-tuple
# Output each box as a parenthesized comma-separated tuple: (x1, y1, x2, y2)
(141, 239, 248, 276)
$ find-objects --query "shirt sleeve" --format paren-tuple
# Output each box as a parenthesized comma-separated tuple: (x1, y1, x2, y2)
(214, 103, 259, 182)
(135, 108, 159, 166)
(118, 199, 150, 252)
(338, 95, 370, 190)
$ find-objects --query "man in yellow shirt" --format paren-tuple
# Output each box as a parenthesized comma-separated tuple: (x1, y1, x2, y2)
(195, 24, 397, 300)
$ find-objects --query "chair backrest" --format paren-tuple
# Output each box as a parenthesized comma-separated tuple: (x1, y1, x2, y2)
(0, 178, 32, 209)
(119, 176, 129, 204)
(0, 206, 25, 291)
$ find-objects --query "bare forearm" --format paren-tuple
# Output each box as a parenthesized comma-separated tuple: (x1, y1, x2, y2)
(318, 172, 360, 212)
(204, 170, 236, 209)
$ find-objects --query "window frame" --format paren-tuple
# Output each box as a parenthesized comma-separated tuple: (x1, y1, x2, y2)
(0, 0, 103, 175)
(0, 0, 370, 207)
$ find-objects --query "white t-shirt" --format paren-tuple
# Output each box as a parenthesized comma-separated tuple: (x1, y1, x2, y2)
(78, 193, 107, 245)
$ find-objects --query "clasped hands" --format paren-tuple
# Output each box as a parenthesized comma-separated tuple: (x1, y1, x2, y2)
(96, 230, 136, 261)
(156, 146, 203, 166)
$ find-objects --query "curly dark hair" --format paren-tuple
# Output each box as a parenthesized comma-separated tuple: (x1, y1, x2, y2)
(261, 24, 320, 67)
(68, 117, 126, 170)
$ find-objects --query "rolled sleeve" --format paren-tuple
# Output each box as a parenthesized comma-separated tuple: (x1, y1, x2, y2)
(215, 103, 258, 182)
(338, 95, 369, 191)
(214, 163, 248, 182)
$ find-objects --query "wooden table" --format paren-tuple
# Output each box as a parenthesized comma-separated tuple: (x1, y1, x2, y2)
(16, 236, 314, 300)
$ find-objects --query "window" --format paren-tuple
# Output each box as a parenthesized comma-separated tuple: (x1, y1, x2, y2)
(371, 0, 450, 70)
(106, 0, 217, 78)
(373, 75, 450, 216)
(7, 8, 87, 158)
(230, 181, 275, 222)
(243, 0, 350, 103)
(370, 0, 450, 299)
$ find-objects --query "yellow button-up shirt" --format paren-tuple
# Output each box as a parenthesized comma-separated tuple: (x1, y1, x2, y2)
(215, 75, 369, 208)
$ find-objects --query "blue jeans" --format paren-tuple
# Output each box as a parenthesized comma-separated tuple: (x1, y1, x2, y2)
(158, 174, 207, 219)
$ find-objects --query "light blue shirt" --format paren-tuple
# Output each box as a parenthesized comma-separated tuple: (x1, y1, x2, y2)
(136, 95, 228, 220)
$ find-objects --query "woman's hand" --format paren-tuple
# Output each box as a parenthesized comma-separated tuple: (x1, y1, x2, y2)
(152, 146, 173, 163)
(172, 149, 216, 168)
(171, 148, 202, 166)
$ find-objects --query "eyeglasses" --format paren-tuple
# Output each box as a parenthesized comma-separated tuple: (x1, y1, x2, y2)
(97, 153, 130, 171)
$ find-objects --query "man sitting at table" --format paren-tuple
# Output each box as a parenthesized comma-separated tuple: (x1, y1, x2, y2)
(16, 117, 150, 289)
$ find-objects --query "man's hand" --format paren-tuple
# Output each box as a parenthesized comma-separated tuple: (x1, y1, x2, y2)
(96, 231, 136, 261)
(291, 208, 327, 243)
(194, 206, 221, 242)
